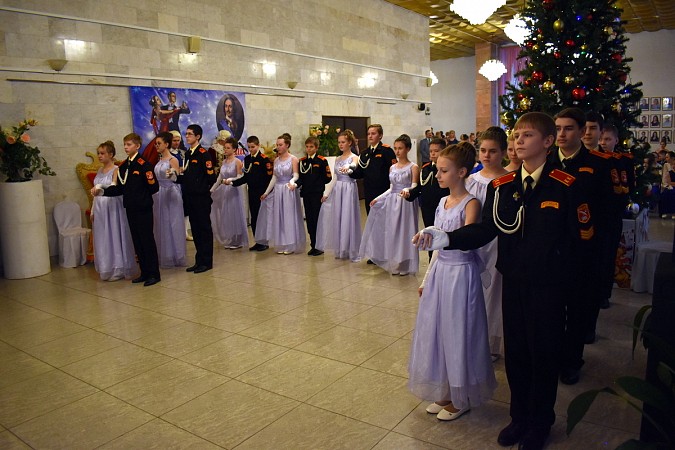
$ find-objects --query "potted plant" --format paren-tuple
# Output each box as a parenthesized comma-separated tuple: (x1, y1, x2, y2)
(0, 119, 54, 278)
(0, 119, 55, 182)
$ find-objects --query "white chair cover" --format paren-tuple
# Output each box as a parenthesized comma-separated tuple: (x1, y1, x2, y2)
(53, 200, 91, 268)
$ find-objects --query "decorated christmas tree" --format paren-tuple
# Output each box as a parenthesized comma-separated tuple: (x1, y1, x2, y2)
(499, 0, 656, 208)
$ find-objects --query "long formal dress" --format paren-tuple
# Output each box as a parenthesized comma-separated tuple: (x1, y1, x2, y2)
(211, 159, 249, 248)
(153, 158, 186, 267)
(316, 155, 362, 261)
(466, 171, 504, 356)
(254, 156, 307, 253)
(92, 168, 138, 280)
(408, 194, 497, 409)
(359, 162, 419, 274)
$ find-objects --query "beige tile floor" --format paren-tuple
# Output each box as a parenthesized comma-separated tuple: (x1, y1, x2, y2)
(0, 216, 672, 449)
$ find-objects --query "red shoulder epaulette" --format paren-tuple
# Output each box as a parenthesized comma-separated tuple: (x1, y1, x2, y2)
(317, 155, 326, 160)
(382, 143, 391, 147)
(590, 149, 612, 159)
(137, 157, 145, 165)
(199, 148, 206, 153)
(421, 162, 431, 169)
(300, 156, 307, 161)
(492, 171, 516, 188)
(260, 153, 268, 159)
(612, 153, 622, 159)
(549, 169, 576, 186)
(621, 152, 633, 159)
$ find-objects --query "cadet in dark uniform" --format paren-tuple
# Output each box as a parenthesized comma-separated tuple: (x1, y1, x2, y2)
(403, 138, 449, 261)
(96, 133, 160, 286)
(176, 124, 217, 273)
(552, 108, 614, 386)
(346, 124, 396, 215)
(296, 136, 332, 256)
(228, 135, 273, 251)
(415, 112, 595, 450)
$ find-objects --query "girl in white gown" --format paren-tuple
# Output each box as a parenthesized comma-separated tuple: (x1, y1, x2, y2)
(465, 128, 509, 358)
(409, 143, 496, 421)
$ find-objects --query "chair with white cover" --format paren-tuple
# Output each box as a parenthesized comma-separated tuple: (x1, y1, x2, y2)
(53, 200, 91, 268)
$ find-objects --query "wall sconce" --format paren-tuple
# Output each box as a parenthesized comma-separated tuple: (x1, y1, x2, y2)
(47, 59, 68, 71)
(287, 81, 298, 89)
(187, 36, 201, 53)
(401, 93, 409, 100)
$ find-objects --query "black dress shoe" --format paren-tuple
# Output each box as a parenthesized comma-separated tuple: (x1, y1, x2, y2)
(312, 250, 324, 256)
(307, 248, 316, 256)
(518, 427, 550, 450)
(256, 244, 269, 252)
(560, 367, 580, 385)
(498, 421, 527, 447)
(367, 259, 375, 265)
(193, 265, 212, 274)
(249, 243, 261, 251)
(186, 264, 198, 272)
(132, 276, 147, 284)
(600, 298, 611, 309)
(143, 277, 160, 287)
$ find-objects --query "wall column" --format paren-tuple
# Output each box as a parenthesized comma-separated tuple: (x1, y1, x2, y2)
(475, 42, 498, 132)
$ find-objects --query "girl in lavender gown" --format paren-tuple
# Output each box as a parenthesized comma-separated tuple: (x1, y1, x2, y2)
(152, 132, 186, 267)
(210, 136, 249, 249)
(465, 129, 508, 359)
(255, 134, 306, 254)
(316, 130, 362, 261)
(91, 141, 137, 281)
(359, 134, 419, 275)
(409, 143, 496, 421)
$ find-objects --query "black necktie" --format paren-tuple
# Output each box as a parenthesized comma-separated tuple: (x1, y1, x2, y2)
(562, 158, 570, 170)
(523, 176, 534, 202)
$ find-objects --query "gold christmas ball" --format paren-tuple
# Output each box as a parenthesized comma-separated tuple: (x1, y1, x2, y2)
(501, 112, 510, 125)
(537, 34, 544, 40)
(598, 70, 607, 76)
(564, 76, 574, 85)
(623, 139, 630, 146)
(542, 81, 555, 91)
(519, 97, 532, 110)
(604, 26, 614, 34)
(532, 44, 540, 51)
(553, 19, 564, 32)
(612, 102, 621, 112)
(580, 44, 588, 51)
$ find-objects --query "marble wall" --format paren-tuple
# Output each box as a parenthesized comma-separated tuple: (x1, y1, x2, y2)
(0, 0, 431, 256)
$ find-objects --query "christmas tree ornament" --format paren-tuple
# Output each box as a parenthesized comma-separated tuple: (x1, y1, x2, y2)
(572, 87, 586, 100)
(580, 44, 588, 51)
(517, 93, 525, 100)
(598, 70, 607, 76)
(537, 33, 544, 40)
(565, 39, 575, 47)
(542, 81, 555, 91)
(543, 0, 554, 10)
(612, 102, 621, 112)
(501, 112, 510, 125)
(532, 44, 540, 51)
(611, 53, 622, 63)
(554, 51, 562, 59)
(604, 26, 614, 35)
(519, 97, 531, 110)
(564, 75, 574, 84)
(617, 71, 627, 83)
(553, 19, 564, 32)
(532, 71, 544, 82)
(523, 78, 532, 87)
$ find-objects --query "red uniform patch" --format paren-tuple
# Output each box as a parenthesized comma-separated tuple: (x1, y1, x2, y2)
(590, 149, 611, 159)
(206, 161, 213, 169)
(146, 171, 154, 179)
(137, 158, 145, 165)
(549, 169, 575, 186)
(492, 171, 516, 188)
(577, 203, 591, 224)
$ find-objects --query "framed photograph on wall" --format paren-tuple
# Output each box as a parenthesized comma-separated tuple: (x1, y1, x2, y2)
(663, 130, 672, 143)
(663, 114, 672, 128)
(663, 97, 673, 111)
(639, 97, 649, 111)
(651, 114, 661, 127)
(640, 114, 649, 127)
(636, 129, 648, 142)
(649, 130, 661, 143)
(651, 97, 662, 111)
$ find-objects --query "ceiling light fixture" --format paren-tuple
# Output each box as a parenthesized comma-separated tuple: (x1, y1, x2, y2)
(504, 14, 530, 46)
(449, 0, 506, 25)
(479, 59, 507, 81)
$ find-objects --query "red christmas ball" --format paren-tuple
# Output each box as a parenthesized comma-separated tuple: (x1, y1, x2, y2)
(532, 71, 544, 82)
(565, 39, 575, 47)
(543, 0, 554, 11)
(517, 93, 525, 100)
(611, 53, 623, 63)
(595, 86, 602, 93)
(617, 71, 627, 83)
(523, 79, 532, 87)
(526, 41, 534, 49)
(572, 87, 586, 100)
(554, 51, 562, 59)
(586, 14, 593, 21)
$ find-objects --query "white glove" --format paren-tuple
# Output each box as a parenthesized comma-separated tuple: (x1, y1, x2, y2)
(414, 226, 449, 251)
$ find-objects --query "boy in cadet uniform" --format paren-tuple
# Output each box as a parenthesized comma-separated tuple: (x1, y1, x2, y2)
(415, 112, 595, 450)
(551, 108, 614, 386)
(402, 137, 449, 261)
(226, 135, 273, 251)
(95, 133, 160, 286)
(296, 136, 332, 256)
(176, 124, 217, 273)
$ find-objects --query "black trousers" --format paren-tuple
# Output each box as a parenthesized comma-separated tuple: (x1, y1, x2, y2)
(185, 193, 213, 267)
(502, 277, 565, 430)
(303, 193, 323, 249)
(126, 208, 160, 279)
(248, 187, 264, 236)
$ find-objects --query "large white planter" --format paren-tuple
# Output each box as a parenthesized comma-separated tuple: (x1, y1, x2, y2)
(0, 180, 51, 279)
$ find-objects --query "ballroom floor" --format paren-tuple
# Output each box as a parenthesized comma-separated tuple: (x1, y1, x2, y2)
(0, 216, 672, 449)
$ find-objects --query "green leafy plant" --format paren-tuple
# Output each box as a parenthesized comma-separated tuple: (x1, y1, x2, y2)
(0, 119, 55, 182)
(309, 124, 340, 156)
(566, 305, 675, 449)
